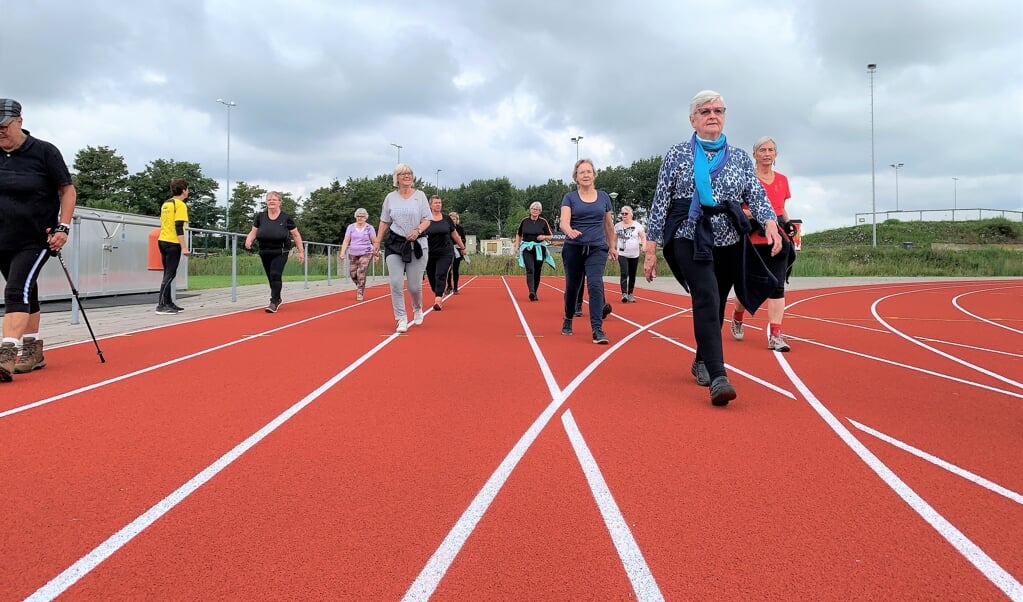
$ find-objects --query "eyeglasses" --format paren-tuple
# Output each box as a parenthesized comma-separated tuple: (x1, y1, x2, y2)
(620, 213, 630, 216)
(696, 107, 726, 116)
(0, 118, 19, 132)
(398, 172, 413, 177)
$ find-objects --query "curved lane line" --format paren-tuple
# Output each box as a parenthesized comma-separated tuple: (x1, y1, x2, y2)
(952, 286, 1023, 336)
(871, 292, 1023, 390)
(776, 355, 1023, 601)
(402, 277, 680, 601)
(848, 419, 1023, 505)
(562, 410, 665, 602)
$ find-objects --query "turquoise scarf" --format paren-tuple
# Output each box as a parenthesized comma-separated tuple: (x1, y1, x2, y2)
(689, 132, 730, 219)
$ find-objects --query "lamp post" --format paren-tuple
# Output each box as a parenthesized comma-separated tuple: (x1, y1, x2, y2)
(390, 143, 402, 164)
(890, 162, 904, 211)
(952, 177, 959, 220)
(216, 99, 236, 232)
(435, 168, 442, 188)
(867, 64, 877, 247)
(571, 136, 584, 161)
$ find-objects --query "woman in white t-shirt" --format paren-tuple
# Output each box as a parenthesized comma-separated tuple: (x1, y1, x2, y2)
(613, 205, 647, 303)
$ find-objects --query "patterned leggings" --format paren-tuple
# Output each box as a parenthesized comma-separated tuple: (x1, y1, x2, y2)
(349, 254, 371, 292)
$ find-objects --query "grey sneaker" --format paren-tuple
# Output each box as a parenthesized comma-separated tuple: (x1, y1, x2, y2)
(710, 376, 737, 406)
(627, 293, 636, 303)
(730, 319, 744, 341)
(690, 359, 710, 387)
(592, 329, 609, 345)
(768, 334, 790, 352)
(266, 301, 280, 313)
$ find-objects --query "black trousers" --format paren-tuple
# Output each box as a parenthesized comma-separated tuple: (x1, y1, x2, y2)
(259, 250, 289, 303)
(618, 255, 639, 295)
(426, 252, 454, 297)
(158, 241, 181, 307)
(446, 256, 463, 291)
(0, 248, 48, 314)
(523, 248, 546, 295)
(665, 237, 742, 380)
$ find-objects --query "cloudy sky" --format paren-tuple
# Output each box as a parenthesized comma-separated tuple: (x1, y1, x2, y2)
(7, 0, 1022, 233)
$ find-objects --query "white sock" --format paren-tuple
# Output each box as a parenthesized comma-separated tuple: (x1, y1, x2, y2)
(24, 332, 39, 340)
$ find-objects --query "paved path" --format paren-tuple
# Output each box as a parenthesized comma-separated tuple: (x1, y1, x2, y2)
(36, 276, 999, 349)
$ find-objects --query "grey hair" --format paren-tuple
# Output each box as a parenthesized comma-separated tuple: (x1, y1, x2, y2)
(689, 90, 725, 116)
(529, 201, 543, 211)
(621, 205, 634, 215)
(429, 195, 442, 202)
(392, 163, 414, 187)
(354, 207, 368, 218)
(752, 136, 777, 154)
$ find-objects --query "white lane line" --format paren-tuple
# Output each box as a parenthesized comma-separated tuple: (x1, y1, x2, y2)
(914, 337, 1023, 359)
(561, 410, 665, 602)
(871, 294, 1023, 391)
(848, 419, 1023, 505)
(1, 303, 367, 420)
(26, 332, 400, 602)
(402, 277, 679, 601)
(952, 286, 1023, 336)
(776, 355, 1023, 601)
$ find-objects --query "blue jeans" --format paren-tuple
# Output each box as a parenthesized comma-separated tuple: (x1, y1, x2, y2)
(562, 243, 609, 332)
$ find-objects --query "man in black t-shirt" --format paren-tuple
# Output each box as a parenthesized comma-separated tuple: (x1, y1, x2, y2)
(0, 99, 77, 381)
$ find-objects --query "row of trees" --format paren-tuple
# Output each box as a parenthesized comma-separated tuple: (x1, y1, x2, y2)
(71, 146, 665, 248)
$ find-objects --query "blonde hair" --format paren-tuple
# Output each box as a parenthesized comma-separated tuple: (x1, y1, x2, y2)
(392, 163, 414, 187)
(573, 159, 596, 183)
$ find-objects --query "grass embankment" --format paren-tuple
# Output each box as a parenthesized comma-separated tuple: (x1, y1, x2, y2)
(187, 218, 1023, 288)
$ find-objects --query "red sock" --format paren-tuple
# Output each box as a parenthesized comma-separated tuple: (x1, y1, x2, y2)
(770, 323, 782, 337)
(733, 309, 745, 323)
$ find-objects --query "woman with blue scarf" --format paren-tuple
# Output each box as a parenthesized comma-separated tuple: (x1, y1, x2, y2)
(644, 90, 782, 407)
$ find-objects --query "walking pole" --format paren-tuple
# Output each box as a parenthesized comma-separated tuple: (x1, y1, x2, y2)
(55, 250, 106, 363)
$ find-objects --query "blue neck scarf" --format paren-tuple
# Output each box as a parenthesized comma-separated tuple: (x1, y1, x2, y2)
(689, 132, 730, 218)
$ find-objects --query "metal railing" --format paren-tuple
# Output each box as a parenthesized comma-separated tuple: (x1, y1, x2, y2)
(854, 207, 1022, 225)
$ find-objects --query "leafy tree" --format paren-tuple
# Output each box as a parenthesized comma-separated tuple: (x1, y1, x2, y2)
(521, 179, 571, 230)
(126, 159, 219, 218)
(73, 146, 129, 210)
(298, 179, 348, 245)
(448, 177, 515, 239)
(227, 181, 267, 233)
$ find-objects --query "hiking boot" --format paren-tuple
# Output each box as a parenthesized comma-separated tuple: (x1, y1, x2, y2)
(602, 303, 613, 319)
(155, 305, 179, 315)
(730, 319, 744, 341)
(396, 319, 408, 333)
(562, 318, 573, 336)
(768, 334, 791, 352)
(690, 359, 710, 387)
(14, 337, 46, 373)
(592, 329, 609, 345)
(710, 376, 737, 407)
(0, 342, 16, 382)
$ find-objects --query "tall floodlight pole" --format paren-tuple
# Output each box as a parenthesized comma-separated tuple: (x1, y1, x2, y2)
(391, 143, 403, 164)
(952, 177, 959, 220)
(216, 99, 236, 231)
(571, 136, 584, 161)
(890, 162, 904, 211)
(867, 64, 877, 247)
(435, 169, 442, 188)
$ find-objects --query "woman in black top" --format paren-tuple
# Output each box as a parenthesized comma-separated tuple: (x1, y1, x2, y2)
(513, 202, 554, 301)
(244, 191, 305, 313)
(445, 212, 467, 295)
(423, 195, 466, 311)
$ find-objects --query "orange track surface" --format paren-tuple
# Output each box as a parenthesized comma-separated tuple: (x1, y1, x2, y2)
(1, 277, 1020, 601)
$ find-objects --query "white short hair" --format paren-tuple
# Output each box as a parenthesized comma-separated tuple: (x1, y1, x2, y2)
(752, 137, 777, 154)
(529, 202, 543, 211)
(689, 90, 725, 116)
(392, 163, 413, 187)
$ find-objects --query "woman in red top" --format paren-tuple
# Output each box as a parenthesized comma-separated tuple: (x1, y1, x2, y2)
(730, 137, 793, 351)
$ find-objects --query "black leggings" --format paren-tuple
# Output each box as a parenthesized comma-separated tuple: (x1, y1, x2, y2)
(158, 241, 181, 307)
(523, 249, 546, 295)
(618, 255, 639, 295)
(0, 248, 49, 314)
(426, 252, 454, 297)
(259, 250, 289, 303)
(664, 238, 742, 380)
(446, 257, 463, 291)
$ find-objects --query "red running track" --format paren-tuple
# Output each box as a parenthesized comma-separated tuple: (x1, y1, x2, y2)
(1, 277, 1021, 600)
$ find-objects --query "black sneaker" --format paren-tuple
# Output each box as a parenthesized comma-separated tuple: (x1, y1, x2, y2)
(592, 329, 609, 345)
(266, 301, 280, 313)
(170, 303, 185, 312)
(573, 309, 584, 318)
(710, 376, 737, 407)
(155, 305, 179, 315)
(601, 303, 613, 319)
(561, 318, 573, 336)
(529, 292, 537, 301)
(621, 295, 628, 303)
(690, 359, 710, 386)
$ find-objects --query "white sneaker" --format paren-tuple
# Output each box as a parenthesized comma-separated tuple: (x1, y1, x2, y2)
(396, 319, 408, 333)
(768, 334, 790, 352)
(413, 308, 424, 325)
(730, 319, 744, 341)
